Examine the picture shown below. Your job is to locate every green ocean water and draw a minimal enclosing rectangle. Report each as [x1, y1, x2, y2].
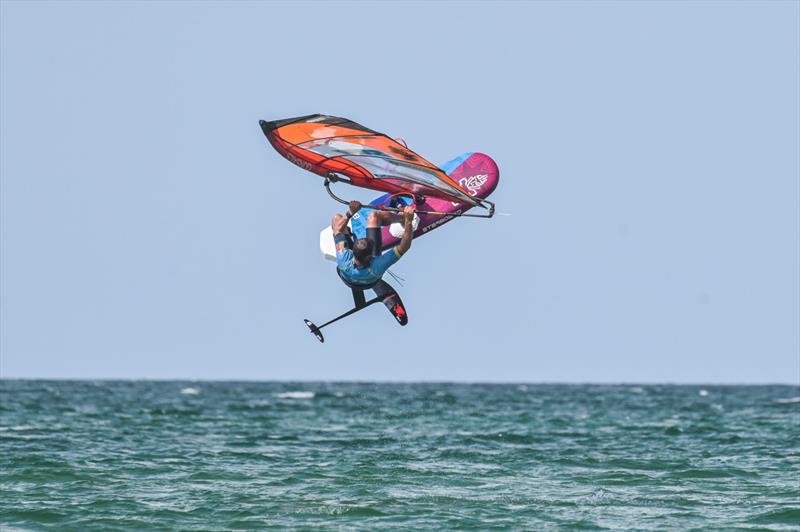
[1, 381, 798, 530]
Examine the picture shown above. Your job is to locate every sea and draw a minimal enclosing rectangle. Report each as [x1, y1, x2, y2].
[1, 381, 798, 530]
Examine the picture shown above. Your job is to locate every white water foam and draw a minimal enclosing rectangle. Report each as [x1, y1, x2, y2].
[774, 397, 800, 404]
[276, 391, 315, 399]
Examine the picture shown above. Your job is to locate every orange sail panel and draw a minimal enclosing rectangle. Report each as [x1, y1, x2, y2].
[260, 114, 480, 206]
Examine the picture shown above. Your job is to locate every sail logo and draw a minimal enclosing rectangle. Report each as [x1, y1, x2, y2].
[421, 210, 461, 233]
[459, 174, 488, 196]
[287, 152, 313, 171]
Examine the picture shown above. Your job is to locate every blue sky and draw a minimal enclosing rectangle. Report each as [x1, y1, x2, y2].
[1, 1, 798, 383]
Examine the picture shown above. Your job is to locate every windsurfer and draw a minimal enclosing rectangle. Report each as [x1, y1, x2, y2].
[332, 201, 416, 287]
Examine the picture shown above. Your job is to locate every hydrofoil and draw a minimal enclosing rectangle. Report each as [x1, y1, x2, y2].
[304, 279, 407, 343]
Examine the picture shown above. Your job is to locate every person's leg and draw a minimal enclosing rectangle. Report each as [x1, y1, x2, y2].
[366, 213, 383, 257]
[366, 211, 402, 228]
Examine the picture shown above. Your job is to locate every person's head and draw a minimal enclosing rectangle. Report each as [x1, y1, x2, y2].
[353, 238, 374, 265]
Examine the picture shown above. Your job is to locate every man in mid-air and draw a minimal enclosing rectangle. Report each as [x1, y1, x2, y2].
[331, 201, 416, 287]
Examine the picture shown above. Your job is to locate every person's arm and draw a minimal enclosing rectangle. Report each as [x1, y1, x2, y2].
[347, 200, 362, 218]
[331, 201, 362, 235]
[370, 205, 416, 277]
[395, 205, 416, 256]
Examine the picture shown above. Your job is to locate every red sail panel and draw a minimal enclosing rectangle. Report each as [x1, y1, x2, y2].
[260, 114, 480, 206]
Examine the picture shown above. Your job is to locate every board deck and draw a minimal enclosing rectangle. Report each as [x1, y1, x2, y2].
[319, 152, 499, 260]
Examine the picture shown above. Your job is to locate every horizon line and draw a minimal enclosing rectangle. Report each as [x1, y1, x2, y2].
[1, 377, 797, 386]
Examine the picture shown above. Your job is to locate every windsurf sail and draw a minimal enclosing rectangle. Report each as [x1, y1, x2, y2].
[259, 114, 491, 212]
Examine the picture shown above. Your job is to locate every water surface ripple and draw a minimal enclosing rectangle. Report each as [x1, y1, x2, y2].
[1, 381, 798, 530]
